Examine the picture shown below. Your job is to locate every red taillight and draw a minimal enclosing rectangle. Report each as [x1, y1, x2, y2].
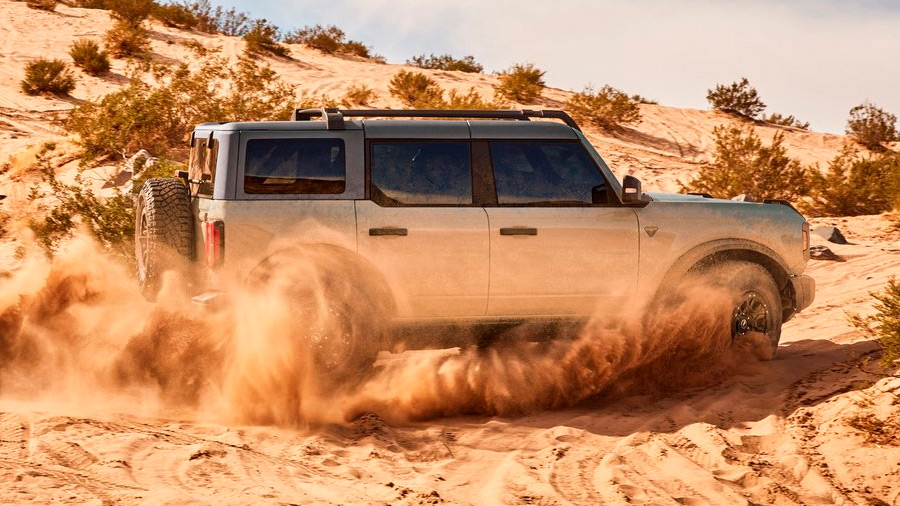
[205, 220, 224, 267]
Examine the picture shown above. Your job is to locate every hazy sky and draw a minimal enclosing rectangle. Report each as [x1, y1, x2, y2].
[211, 0, 900, 134]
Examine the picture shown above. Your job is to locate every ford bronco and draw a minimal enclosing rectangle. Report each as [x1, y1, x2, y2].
[135, 108, 815, 370]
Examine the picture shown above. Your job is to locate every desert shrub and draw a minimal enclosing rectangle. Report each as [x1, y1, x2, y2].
[20, 58, 76, 96]
[765, 113, 810, 130]
[493, 63, 545, 103]
[108, 0, 155, 25]
[849, 277, 900, 368]
[151, 2, 198, 28]
[243, 19, 289, 57]
[388, 70, 444, 108]
[407, 53, 483, 73]
[183, 0, 250, 35]
[631, 94, 658, 105]
[284, 24, 344, 53]
[706, 77, 766, 119]
[26, 0, 56, 11]
[64, 0, 110, 7]
[283, 24, 380, 61]
[565, 85, 641, 129]
[442, 88, 501, 110]
[104, 20, 151, 57]
[67, 55, 295, 160]
[179, 38, 211, 56]
[339, 40, 379, 60]
[846, 101, 898, 151]
[28, 145, 180, 254]
[69, 39, 111, 75]
[341, 84, 376, 107]
[805, 147, 900, 216]
[682, 125, 809, 201]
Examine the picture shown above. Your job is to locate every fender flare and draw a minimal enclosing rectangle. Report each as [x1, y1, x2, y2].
[655, 238, 799, 321]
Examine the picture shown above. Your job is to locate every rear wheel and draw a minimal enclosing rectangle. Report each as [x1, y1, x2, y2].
[135, 178, 193, 301]
[246, 245, 394, 381]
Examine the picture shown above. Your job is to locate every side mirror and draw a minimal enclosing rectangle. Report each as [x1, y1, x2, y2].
[622, 175, 643, 203]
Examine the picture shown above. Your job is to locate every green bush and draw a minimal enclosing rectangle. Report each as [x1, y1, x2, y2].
[284, 24, 343, 53]
[104, 20, 151, 58]
[27, 144, 180, 255]
[67, 54, 295, 160]
[26, 0, 56, 11]
[442, 88, 501, 110]
[846, 101, 898, 151]
[407, 53, 483, 73]
[706, 77, 766, 119]
[151, 2, 198, 29]
[69, 39, 111, 75]
[631, 94, 658, 105]
[283, 24, 380, 61]
[805, 148, 900, 216]
[850, 277, 900, 368]
[243, 19, 289, 57]
[565, 85, 641, 130]
[109, 0, 155, 25]
[340, 84, 376, 107]
[388, 70, 444, 108]
[493, 63, 545, 103]
[764, 113, 810, 130]
[682, 125, 809, 201]
[183, 0, 250, 35]
[20, 58, 76, 96]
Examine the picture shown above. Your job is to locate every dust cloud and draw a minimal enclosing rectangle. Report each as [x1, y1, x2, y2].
[0, 235, 755, 427]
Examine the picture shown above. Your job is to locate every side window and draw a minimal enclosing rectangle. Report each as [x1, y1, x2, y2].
[244, 138, 346, 194]
[370, 141, 472, 205]
[489, 141, 606, 205]
[189, 135, 218, 197]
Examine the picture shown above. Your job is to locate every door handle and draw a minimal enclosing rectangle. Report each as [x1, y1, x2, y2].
[369, 227, 408, 236]
[499, 227, 538, 236]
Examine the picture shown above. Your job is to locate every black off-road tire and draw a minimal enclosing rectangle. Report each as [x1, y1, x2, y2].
[135, 178, 193, 301]
[702, 261, 783, 360]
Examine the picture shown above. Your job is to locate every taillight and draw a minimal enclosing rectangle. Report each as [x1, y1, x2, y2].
[802, 222, 810, 251]
[205, 220, 224, 267]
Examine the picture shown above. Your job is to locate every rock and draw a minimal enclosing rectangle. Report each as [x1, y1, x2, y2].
[809, 244, 845, 262]
[125, 149, 157, 176]
[812, 226, 848, 244]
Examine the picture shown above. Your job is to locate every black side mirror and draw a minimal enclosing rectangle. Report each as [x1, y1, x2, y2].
[622, 175, 643, 203]
[591, 184, 609, 205]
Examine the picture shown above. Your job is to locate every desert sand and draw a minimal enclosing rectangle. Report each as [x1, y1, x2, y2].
[1, 2, 899, 505]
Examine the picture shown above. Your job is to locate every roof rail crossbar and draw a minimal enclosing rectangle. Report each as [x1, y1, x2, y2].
[292, 107, 345, 130]
[290, 108, 582, 132]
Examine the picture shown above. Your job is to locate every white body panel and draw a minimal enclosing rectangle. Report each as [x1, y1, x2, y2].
[354, 200, 489, 318]
[484, 207, 639, 316]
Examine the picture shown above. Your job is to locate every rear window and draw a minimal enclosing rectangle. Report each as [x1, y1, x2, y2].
[189, 135, 217, 197]
[370, 141, 472, 205]
[244, 138, 346, 194]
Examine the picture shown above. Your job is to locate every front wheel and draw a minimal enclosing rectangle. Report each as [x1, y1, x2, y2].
[701, 261, 783, 360]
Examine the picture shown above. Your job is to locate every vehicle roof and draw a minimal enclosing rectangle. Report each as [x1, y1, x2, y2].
[194, 119, 578, 139]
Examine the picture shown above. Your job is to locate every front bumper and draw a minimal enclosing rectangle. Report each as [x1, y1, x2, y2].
[790, 274, 816, 312]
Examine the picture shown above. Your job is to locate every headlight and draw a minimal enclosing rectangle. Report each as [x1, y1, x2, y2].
[802, 223, 809, 251]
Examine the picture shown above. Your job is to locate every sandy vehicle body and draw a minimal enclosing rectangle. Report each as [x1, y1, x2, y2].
[136, 109, 814, 361]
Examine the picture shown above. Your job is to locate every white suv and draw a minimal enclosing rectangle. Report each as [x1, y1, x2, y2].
[135, 109, 815, 370]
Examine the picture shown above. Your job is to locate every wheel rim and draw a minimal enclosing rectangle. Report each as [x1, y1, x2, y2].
[732, 291, 770, 339]
[305, 306, 356, 370]
[138, 213, 149, 278]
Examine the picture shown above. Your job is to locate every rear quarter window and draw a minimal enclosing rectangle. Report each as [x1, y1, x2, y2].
[244, 138, 346, 194]
[189, 135, 218, 197]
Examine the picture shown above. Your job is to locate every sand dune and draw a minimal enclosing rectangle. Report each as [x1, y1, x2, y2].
[1, 2, 899, 505]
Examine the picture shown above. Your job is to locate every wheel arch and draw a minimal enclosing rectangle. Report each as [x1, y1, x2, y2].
[656, 239, 799, 322]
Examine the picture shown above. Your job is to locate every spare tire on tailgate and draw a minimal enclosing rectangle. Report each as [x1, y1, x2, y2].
[135, 178, 193, 301]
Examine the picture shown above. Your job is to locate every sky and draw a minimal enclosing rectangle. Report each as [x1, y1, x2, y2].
[210, 0, 900, 134]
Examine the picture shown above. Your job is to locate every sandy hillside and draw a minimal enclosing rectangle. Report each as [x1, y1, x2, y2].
[1, 2, 899, 506]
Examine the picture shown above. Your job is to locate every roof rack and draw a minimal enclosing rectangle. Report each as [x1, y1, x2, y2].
[290, 108, 582, 132]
